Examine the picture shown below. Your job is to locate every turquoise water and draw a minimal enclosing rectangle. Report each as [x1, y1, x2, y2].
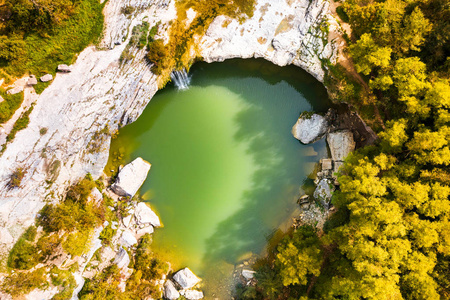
[108, 59, 330, 297]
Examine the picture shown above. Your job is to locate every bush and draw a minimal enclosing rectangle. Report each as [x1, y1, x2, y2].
[7, 237, 40, 270]
[146, 39, 169, 75]
[1, 268, 48, 296]
[7, 167, 25, 189]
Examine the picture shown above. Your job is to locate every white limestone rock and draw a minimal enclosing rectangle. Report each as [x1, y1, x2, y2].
[40, 74, 53, 82]
[114, 247, 130, 269]
[184, 290, 204, 300]
[173, 268, 201, 289]
[291, 114, 328, 144]
[134, 202, 161, 227]
[120, 230, 138, 247]
[57, 64, 71, 72]
[27, 76, 38, 86]
[111, 157, 151, 197]
[122, 214, 132, 227]
[0, 228, 14, 244]
[327, 130, 356, 161]
[136, 225, 154, 236]
[6, 86, 23, 95]
[313, 178, 334, 207]
[242, 269, 256, 280]
[163, 280, 180, 299]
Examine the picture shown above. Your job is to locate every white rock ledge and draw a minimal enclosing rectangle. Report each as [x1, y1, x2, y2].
[292, 113, 328, 144]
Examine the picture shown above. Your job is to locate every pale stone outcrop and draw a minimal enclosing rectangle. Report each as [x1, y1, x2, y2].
[27, 76, 37, 86]
[185, 290, 204, 300]
[164, 280, 180, 299]
[6, 86, 23, 95]
[0, 0, 341, 262]
[88, 187, 103, 204]
[40, 74, 53, 82]
[114, 247, 130, 269]
[111, 157, 151, 197]
[120, 230, 138, 247]
[327, 130, 356, 161]
[134, 202, 161, 227]
[136, 225, 154, 236]
[173, 268, 201, 289]
[291, 114, 328, 144]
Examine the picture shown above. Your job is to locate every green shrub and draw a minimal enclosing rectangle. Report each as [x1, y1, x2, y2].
[62, 230, 92, 257]
[7, 167, 25, 189]
[7, 237, 40, 270]
[1, 268, 48, 297]
[51, 266, 77, 300]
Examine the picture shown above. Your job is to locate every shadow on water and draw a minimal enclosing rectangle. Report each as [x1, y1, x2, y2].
[195, 59, 330, 296]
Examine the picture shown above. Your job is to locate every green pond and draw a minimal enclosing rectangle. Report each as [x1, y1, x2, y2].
[107, 59, 331, 298]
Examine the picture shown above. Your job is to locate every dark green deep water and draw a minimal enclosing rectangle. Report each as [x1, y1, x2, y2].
[108, 59, 331, 297]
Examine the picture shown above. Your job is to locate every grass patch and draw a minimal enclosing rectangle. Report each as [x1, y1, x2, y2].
[0, 0, 104, 79]
[0, 88, 24, 123]
[6, 104, 34, 143]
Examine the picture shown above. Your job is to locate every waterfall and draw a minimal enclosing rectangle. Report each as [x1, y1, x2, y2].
[170, 68, 191, 90]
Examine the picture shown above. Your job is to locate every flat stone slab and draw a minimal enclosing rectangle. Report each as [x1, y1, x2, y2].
[27, 76, 38, 85]
[291, 113, 328, 144]
[40, 74, 53, 82]
[164, 280, 180, 299]
[57, 64, 71, 72]
[173, 268, 201, 289]
[321, 158, 332, 170]
[327, 130, 356, 161]
[120, 230, 138, 247]
[134, 202, 161, 227]
[6, 86, 23, 95]
[111, 157, 151, 197]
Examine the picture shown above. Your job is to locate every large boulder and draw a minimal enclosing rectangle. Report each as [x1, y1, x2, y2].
[184, 290, 204, 300]
[27, 75, 37, 86]
[163, 280, 180, 299]
[111, 157, 151, 197]
[313, 178, 334, 207]
[173, 268, 201, 289]
[134, 202, 161, 227]
[291, 113, 328, 144]
[327, 131, 356, 161]
[6, 86, 23, 95]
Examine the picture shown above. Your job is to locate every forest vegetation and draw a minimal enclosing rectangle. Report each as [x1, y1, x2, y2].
[237, 0, 450, 298]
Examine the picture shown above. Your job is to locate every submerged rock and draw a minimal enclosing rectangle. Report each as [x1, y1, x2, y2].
[184, 290, 204, 300]
[40, 74, 53, 82]
[111, 157, 151, 197]
[173, 268, 201, 289]
[327, 130, 356, 161]
[291, 113, 328, 144]
[313, 178, 334, 207]
[134, 202, 161, 227]
[163, 280, 180, 299]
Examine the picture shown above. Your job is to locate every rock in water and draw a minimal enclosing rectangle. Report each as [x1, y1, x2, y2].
[185, 290, 204, 300]
[164, 280, 180, 300]
[40, 74, 53, 82]
[313, 178, 334, 207]
[57, 64, 71, 72]
[242, 269, 256, 280]
[111, 157, 151, 197]
[134, 202, 161, 227]
[291, 114, 328, 144]
[173, 268, 201, 289]
[327, 130, 356, 161]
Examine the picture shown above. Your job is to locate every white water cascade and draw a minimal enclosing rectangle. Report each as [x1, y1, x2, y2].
[170, 68, 191, 90]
